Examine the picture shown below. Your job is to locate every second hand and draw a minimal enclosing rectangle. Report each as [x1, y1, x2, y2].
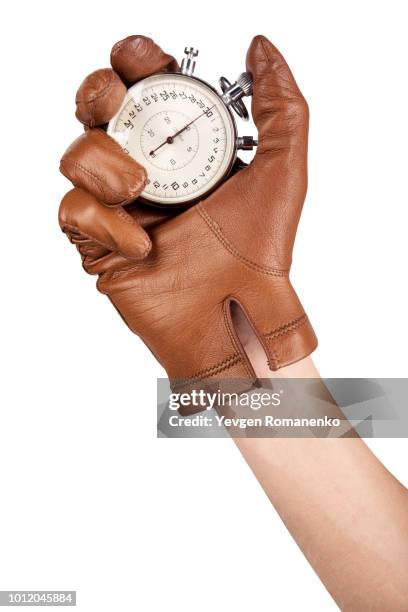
[149, 105, 215, 157]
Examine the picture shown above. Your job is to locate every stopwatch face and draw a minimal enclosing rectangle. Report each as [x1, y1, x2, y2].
[107, 73, 237, 206]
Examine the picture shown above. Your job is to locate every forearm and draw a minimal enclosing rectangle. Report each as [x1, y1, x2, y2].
[236, 424, 408, 609]
[233, 313, 408, 609]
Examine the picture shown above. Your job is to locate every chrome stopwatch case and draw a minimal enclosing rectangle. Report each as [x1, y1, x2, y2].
[107, 47, 257, 207]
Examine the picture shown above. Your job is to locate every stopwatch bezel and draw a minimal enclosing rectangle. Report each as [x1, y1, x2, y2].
[107, 72, 238, 208]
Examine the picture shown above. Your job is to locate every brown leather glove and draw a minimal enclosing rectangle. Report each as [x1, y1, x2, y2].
[59, 34, 317, 390]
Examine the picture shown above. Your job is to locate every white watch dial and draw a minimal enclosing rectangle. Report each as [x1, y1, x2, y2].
[107, 73, 236, 205]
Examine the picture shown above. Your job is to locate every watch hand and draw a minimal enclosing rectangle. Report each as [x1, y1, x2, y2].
[148, 135, 174, 157]
[170, 105, 215, 140]
[149, 105, 215, 157]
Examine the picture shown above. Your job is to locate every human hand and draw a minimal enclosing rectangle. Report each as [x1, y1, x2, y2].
[59, 35, 317, 388]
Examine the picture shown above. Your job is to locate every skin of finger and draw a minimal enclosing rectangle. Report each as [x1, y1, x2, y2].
[110, 35, 178, 83]
[59, 129, 147, 207]
[75, 68, 127, 128]
[59, 188, 151, 260]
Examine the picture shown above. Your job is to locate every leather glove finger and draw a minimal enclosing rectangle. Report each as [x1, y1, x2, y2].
[75, 69, 127, 128]
[246, 35, 308, 159]
[203, 35, 309, 270]
[59, 128, 152, 259]
[111, 35, 178, 84]
[59, 188, 151, 270]
[76, 36, 178, 128]
[60, 128, 147, 207]
[61, 37, 180, 261]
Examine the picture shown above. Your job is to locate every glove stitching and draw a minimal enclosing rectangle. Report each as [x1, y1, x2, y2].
[172, 354, 243, 388]
[60, 159, 107, 201]
[115, 207, 137, 225]
[197, 204, 289, 277]
[61, 222, 150, 260]
[89, 100, 96, 128]
[61, 223, 113, 251]
[264, 314, 307, 340]
[92, 128, 148, 185]
[60, 158, 140, 204]
[76, 70, 116, 104]
[92, 129, 148, 192]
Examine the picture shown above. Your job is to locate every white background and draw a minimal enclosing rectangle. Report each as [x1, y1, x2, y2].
[1, 0, 407, 610]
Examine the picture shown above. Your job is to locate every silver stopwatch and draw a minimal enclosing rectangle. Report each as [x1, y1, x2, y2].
[107, 47, 257, 207]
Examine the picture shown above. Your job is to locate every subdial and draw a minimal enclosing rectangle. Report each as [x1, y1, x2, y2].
[140, 110, 199, 171]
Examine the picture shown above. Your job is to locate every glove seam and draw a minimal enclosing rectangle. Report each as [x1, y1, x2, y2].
[263, 314, 307, 340]
[197, 204, 289, 277]
[61, 222, 150, 260]
[60, 158, 141, 205]
[61, 222, 113, 251]
[263, 315, 309, 370]
[76, 70, 117, 104]
[92, 128, 148, 197]
[171, 353, 243, 388]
